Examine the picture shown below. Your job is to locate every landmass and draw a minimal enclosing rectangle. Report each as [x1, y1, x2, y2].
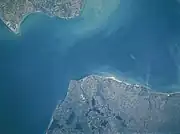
[46, 75, 180, 134]
[0, 0, 84, 34]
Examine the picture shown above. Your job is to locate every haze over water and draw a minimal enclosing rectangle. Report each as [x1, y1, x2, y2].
[1, 0, 180, 133]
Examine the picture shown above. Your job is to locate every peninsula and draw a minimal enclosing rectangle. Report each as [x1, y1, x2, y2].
[0, 0, 84, 34]
[46, 75, 180, 134]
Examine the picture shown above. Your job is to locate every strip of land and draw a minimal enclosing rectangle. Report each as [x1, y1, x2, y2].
[0, 0, 84, 34]
[46, 74, 180, 134]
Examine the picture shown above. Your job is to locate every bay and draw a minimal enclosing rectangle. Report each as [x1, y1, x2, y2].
[0, 0, 180, 133]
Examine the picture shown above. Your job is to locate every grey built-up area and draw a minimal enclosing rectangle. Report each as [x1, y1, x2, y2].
[46, 75, 180, 134]
[0, 0, 84, 34]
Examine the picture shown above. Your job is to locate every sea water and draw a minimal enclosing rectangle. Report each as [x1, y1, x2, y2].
[1, 0, 180, 133]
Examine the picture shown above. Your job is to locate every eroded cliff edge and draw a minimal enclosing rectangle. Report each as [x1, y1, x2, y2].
[0, 0, 84, 34]
[46, 75, 180, 134]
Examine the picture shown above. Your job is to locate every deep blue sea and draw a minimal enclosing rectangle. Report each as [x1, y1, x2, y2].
[1, 0, 180, 133]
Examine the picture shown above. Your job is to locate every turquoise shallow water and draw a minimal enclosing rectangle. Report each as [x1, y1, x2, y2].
[1, 0, 180, 133]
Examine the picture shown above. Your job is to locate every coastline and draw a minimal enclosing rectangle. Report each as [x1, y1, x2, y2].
[78, 74, 180, 97]
[0, 3, 85, 36]
[0, 11, 55, 35]
[46, 73, 180, 133]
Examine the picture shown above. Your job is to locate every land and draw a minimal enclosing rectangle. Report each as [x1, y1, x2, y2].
[0, 0, 84, 34]
[46, 75, 180, 134]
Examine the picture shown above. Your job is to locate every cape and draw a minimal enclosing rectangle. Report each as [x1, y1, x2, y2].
[46, 75, 180, 134]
